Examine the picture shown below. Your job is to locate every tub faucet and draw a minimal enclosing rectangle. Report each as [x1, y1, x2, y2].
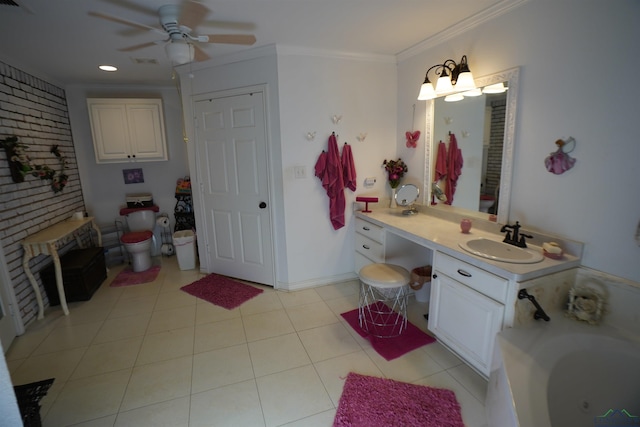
[518, 289, 550, 321]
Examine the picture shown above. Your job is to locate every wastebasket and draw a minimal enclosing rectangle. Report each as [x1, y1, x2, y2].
[173, 230, 197, 270]
[410, 265, 432, 303]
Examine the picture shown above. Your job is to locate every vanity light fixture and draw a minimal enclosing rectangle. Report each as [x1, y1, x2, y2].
[417, 55, 476, 101]
[444, 93, 464, 102]
[482, 82, 507, 94]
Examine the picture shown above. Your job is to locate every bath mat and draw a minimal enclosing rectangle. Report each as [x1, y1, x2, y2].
[341, 303, 435, 360]
[333, 372, 464, 427]
[180, 273, 263, 310]
[110, 265, 161, 287]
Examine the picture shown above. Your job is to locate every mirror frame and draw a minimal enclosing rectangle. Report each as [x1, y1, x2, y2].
[422, 66, 520, 224]
[395, 183, 420, 206]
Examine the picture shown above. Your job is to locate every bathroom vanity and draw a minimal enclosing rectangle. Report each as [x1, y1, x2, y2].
[354, 208, 582, 377]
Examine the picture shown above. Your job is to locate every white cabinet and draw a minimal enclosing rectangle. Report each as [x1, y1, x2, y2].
[354, 217, 385, 273]
[354, 216, 432, 275]
[428, 251, 507, 377]
[87, 98, 168, 163]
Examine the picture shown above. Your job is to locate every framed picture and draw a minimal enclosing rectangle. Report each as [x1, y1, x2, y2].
[123, 168, 144, 184]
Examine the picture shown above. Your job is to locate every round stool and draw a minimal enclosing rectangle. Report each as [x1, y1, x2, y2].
[358, 263, 410, 338]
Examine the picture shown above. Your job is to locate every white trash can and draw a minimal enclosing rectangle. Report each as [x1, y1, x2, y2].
[410, 265, 432, 303]
[173, 230, 197, 270]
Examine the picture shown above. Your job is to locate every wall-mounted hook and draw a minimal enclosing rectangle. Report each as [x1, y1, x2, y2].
[356, 132, 367, 142]
[331, 115, 342, 124]
[306, 131, 316, 141]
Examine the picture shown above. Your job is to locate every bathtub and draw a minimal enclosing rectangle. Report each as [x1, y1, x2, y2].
[486, 314, 640, 427]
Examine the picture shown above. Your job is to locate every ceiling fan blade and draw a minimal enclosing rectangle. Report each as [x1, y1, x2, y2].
[88, 11, 161, 33]
[204, 34, 257, 45]
[100, 0, 158, 17]
[201, 20, 257, 31]
[118, 40, 162, 52]
[180, 0, 210, 32]
[193, 44, 211, 62]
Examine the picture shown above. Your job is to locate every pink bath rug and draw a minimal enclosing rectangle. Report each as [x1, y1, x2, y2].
[110, 265, 161, 287]
[180, 273, 264, 310]
[333, 372, 464, 427]
[341, 303, 436, 360]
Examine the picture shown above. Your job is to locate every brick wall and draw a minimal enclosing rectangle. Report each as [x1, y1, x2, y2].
[0, 61, 85, 326]
[485, 97, 506, 197]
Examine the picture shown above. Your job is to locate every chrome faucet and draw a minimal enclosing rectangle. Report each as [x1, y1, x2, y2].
[500, 221, 533, 248]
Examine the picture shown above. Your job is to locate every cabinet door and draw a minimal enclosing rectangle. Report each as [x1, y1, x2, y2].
[126, 101, 167, 161]
[428, 271, 504, 377]
[88, 103, 131, 162]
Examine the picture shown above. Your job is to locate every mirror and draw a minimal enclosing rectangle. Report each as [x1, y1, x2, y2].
[395, 184, 420, 215]
[423, 67, 520, 224]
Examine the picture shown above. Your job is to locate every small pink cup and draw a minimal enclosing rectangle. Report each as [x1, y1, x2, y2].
[460, 219, 472, 233]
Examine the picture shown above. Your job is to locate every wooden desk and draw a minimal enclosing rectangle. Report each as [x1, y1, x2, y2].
[22, 217, 102, 319]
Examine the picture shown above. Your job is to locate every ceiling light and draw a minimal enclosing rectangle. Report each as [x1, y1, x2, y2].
[417, 55, 476, 100]
[99, 65, 117, 72]
[165, 41, 194, 65]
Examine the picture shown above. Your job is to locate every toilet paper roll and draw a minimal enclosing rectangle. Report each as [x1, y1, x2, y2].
[156, 216, 170, 228]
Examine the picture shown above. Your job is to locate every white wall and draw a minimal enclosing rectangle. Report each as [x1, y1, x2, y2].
[66, 85, 189, 232]
[175, 47, 288, 283]
[397, 0, 640, 283]
[177, 46, 398, 288]
[276, 49, 397, 286]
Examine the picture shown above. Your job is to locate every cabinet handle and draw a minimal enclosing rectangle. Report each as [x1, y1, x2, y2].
[457, 269, 472, 277]
[362, 226, 370, 231]
[362, 244, 370, 250]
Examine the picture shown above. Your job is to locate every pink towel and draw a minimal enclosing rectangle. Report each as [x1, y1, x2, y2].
[314, 133, 346, 230]
[341, 143, 357, 192]
[445, 133, 463, 205]
[434, 141, 447, 182]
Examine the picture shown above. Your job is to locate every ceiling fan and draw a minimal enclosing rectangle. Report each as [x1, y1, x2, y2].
[89, 0, 257, 65]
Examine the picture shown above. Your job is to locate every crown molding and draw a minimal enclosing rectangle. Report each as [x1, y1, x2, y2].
[397, 0, 529, 62]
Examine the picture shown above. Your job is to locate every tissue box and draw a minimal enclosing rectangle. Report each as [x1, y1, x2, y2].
[126, 193, 153, 208]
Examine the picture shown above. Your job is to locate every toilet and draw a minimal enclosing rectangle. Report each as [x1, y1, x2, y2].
[479, 194, 495, 213]
[119, 205, 159, 272]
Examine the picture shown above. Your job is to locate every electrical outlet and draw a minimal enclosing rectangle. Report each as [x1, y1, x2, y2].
[294, 166, 307, 179]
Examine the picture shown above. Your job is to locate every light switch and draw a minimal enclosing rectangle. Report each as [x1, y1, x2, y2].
[294, 166, 307, 179]
[364, 177, 376, 187]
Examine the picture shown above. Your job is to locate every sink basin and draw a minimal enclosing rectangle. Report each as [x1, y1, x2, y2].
[459, 238, 544, 264]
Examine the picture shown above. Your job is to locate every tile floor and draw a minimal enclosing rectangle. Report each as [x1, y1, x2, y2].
[6, 256, 488, 426]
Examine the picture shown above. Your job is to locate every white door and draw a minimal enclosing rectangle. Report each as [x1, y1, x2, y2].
[194, 90, 275, 286]
[0, 248, 18, 352]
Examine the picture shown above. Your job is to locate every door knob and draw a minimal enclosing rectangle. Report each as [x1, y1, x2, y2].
[259, 202, 267, 209]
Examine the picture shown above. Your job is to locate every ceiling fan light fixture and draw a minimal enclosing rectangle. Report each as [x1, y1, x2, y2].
[165, 41, 194, 65]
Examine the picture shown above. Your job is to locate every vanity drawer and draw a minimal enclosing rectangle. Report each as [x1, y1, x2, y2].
[355, 233, 384, 263]
[355, 218, 384, 244]
[434, 252, 508, 303]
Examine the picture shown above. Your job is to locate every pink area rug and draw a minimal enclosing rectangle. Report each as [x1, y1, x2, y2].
[180, 273, 264, 310]
[341, 303, 436, 361]
[333, 372, 464, 427]
[110, 265, 161, 287]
